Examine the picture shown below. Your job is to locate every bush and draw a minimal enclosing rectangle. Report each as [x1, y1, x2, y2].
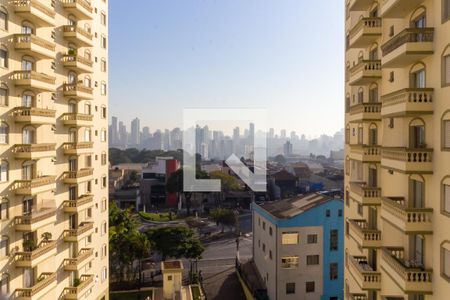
[139, 211, 181, 222]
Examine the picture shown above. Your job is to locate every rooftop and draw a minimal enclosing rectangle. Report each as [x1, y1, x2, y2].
[256, 193, 340, 219]
[161, 260, 183, 271]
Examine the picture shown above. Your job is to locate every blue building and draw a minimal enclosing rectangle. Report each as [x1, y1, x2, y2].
[252, 193, 344, 300]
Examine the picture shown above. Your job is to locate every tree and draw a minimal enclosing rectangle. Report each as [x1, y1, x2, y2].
[166, 168, 209, 215]
[274, 154, 286, 164]
[209, 171, 241, 205]
[210, 208, 237, 233]
[145, 226, 204, 260]
[109, 202, 151, 284]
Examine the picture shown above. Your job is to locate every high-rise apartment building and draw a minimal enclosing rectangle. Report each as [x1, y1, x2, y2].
[0, 0, 109, 298]
[110, 115, 117, 145]
[345, 1, 450, 299]
[130, 117, 140, 146]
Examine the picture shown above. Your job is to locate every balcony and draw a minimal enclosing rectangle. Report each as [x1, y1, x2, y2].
[14, 272, 57, 300]
[381, 148, 433, 174]
[14, 208, 56, 231]
[62, 83, 94, 100]
[350, 182, 381, 205]
[62, 142, 94, 155]
[61, 113, 93, 127]
[61, 54, 93, 73]
[381, 88, 434, 118]
[381, 247, 432, 293]
[10, 0, 55, 26]
[381, 28, 434, 67]
[60, 0, 93, 20]
[12, 143, 56, 160]
[63, 194, 94, 213]
[62, 275, 94, 300]
[348, 103, 381, 123]
[62, 25, 93, 46]
[380, 0, 426, 17]
[63, 169, 93, 184]
[349, 60, 382, 86]
[348, 255, 381, 290]
[348, 219, 382, 248]
[10, 71, 56, 92]
[12, 34, 55, 59]
[350, 294, 367, 300]
[348, 0, 373, 11]
[13, 107, 56, 125]
[350, 145, 381, 162]
[13, 176, 56, 195]
[63, 249, 94, 271]
[348, 18, 382, 49]
[63, 222, 94, 242]
[381, 197, 433, 234]
[15, 240, 57, 268]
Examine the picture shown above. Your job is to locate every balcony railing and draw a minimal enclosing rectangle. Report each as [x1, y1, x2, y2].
[382, 197, 433, 233]
[62, 83, 94, 98]
[61, 0, 93, 13]
[350, 294, 367, 300]
[350, 182, 381, 205]
[14, 272, 56, 298]
[10, 70, 56, 85]
[381, 147, 433, 173]
[381, 88, 433, 117]
[15, 207, 56, 226]
[63, 222, 94, 241]
[382, 247, 432, 292]
[349, 17, 382, 48]
[13, 176, 56, 194]
[13, 33, 55, 53]
[382, 28, 434, 57]
[348, 219, 381, 248]
[13, 143, 56, 154]
[64, 168, 93, 179]
[350, 145, 381, 162]
[61, 54, 93, 72]
[62, 113, 93, 122]
[348, 255, 381, 290]
[13, 107, 56, 118]
[10, 0, 55, 25]
[15, 240, 57, 265]
[62, 274, 94, 299]
[63, 25, 93, 45]
[63, 248, 94, 270]
[349, 60, 382, 86]
[63, 194, 94, 212]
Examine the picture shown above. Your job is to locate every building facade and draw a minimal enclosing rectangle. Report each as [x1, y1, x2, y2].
[252, 193, 344, 300]
[0, 0, 109, 298]
[345, 0, 450, 299]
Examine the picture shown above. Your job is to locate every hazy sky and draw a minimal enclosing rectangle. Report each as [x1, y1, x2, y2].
[109, 0, 345, 136]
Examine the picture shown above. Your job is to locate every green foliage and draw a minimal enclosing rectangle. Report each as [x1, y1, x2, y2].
[273, 154, 286, 164]
[210, 208, 236, 232]
[139, 211, 180, 222]
[145, 226, 204, 260]
[209, 171, 241, 192]
[109, 148, 184, 165]
[73, 278, 81, 287]
[109, 202, 151, 283]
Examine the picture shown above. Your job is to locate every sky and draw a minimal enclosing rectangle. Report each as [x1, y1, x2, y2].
[109, 0, 345, 137]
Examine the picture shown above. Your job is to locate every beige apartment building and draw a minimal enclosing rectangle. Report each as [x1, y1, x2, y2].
[0, 0, 109, 299]
[345, 0, 450, 299]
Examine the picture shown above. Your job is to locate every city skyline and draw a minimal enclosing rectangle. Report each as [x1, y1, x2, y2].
[109, 0, 345, 137]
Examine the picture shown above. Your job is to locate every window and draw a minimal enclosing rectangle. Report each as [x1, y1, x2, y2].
[444, 0, 450, 22]
[305, 281, 315, 293]
[86, 207, 92, 219]
[101, 82, 107, 95]
[102, 176, 107, 188]
[101, 221, 107, 236]
[0, 160, 7, 182]
[330, 230, 338, 251]
[86, 155, 92, 168]
[269, 250, 272, 260]
[307, 234, 317, 244]
[0, 48, 7, 68]
[269, 226, 273, 236]
[101, 244, 107, 258]
[262, 243, 265, 252]
[101, 106, 106, 118]
[281, 256, 299, 269]
[101, 35, 107, 48]
[338, 209, 343, 217]
[101, 152, 107, 165]
[86, 180, 92, 193]
[0, 86, 7, 106]
[262, 221, 266, 230]
[443, 244, 450, 279]
[307, 255, 319, 265]
[444, 184, 450, 214]
[282, 232, 298, 245]
[101, 58, 107, 72]
[357, 203, 363, 216]
[444, 54, 450, 85]
[326, 209, 330, 217]
[101, 12, 107, 25]
[0, 273, 9, 295]
[330, 263, 338, 280]
[0, 235, 8, 256]
[0, 9, 7, 31]
[286, 283, 295, 294]
[0, 122, 8, 144]
[101, 129, 106, 142]
[101, 197, 107, 211]
[0, 201, 7, 220]
[101, 267, 107, 282]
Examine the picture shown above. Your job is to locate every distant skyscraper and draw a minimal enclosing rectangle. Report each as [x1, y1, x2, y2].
[233, 127, 240, 140]
[111, 116, 118, 145]
[290, 131, 297, 141]
[119, 121, 128, 147]
[130, 118, 141, 146]
[280, 129, 287, 139]
[163, 129, 170, 150]
[283, 140, 293, 157]
[268, 128, 275, 139]
[142, 126, 151, 141]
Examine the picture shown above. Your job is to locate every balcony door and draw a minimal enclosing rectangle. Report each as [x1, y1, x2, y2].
[21, 24, 33, 34]
[22, 161, 34, 180]
[68, 72, 77, 84]
[22, 127, 35, 144]
[69, 128, 77, 143]
[69, 214, 77, 230]
[412, 15, 426, 42]
[68, 101, 77, 113]
[411, 180, 424, 208]
[21, 58, 33, 71]
[22, 198, 33, 216]
[69, 158, 77, 172]
[69, 186, 77, 201]
[412, 235, 424, 267]
[22, 93, 34, 107]
[357, 127, 363, 145]
[412, 69, 426, 88]
[368, 207, 377, 230]
[23, 268, 35, 288]
[368, 167, 377, 187]
[410, 125, 426, 148]
[369, 127, 377, 145]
